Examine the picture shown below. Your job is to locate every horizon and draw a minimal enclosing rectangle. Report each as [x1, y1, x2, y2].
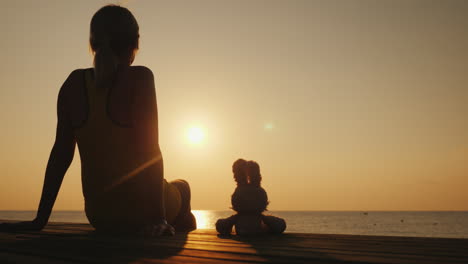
[1, 0, 467, 212]
[2, 209, 468, 212]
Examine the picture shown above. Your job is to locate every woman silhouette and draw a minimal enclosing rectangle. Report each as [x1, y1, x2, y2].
[0, 5, 196, 236]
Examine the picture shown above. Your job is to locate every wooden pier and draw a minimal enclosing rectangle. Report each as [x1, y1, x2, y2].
[1, 220, 467, 263]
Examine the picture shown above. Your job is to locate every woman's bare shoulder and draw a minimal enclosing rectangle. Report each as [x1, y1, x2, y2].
[59, 68, 87, 95]
[57, 69, 89, 127]
[130, 65, 153, 73]
[129, 65, 155, 80]
[68, 68, 90, 79]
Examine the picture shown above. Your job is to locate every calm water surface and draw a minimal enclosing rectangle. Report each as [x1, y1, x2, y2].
[1, 210, 467, 238]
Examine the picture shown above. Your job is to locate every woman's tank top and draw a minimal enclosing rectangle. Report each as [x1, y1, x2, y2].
[74, 69, 162, 228]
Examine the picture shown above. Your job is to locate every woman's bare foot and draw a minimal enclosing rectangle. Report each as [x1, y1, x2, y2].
[139, 222, 175, 237]
[173, 211, 196, 232]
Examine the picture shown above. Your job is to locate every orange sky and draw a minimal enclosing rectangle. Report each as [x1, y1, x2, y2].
[0, 0, 467, 211]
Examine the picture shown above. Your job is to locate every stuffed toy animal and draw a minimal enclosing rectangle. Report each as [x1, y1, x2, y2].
[216, 159, 286, 235]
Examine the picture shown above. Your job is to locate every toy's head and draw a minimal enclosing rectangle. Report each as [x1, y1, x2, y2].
[231, 185, 268, 213]
[231, 159, 268, 213]
[246, 161, 262, 187]
[232, 159, 248, 186]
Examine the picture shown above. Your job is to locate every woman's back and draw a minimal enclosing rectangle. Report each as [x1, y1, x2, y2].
[60, 65, 164, 230]
[81, 68, 155, 192]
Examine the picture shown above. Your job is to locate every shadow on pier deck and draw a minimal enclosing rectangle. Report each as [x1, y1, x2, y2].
[1, 220, 467, 263]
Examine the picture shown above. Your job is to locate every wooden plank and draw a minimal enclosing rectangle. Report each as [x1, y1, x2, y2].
[2, 234, 466, 264]
[39, 225, 468, 253]
[1, 220, 468, 264]
[0, 252, 80, 264]
[13, 227, 468, 259]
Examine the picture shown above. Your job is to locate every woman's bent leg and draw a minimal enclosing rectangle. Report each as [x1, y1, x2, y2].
[170, 179, 196, 232]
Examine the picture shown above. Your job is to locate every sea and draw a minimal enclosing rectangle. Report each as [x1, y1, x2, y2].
[1, 210, 467, 239]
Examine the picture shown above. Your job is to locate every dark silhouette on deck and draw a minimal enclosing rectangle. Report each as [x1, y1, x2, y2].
[216, 159, 286, 235]
[0, 4, 195, 236]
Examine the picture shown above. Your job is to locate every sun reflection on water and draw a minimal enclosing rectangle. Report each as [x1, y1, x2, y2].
[192, 210, 233, 229]
[192, 210, 211, 229]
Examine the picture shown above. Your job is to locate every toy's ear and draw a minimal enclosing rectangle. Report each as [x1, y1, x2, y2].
[234, 173, 248, 186]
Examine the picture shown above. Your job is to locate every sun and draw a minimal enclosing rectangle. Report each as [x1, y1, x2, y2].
[186, 126, 205, 145]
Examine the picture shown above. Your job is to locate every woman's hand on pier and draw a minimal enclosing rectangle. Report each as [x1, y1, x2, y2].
[0, 218, 46, 232]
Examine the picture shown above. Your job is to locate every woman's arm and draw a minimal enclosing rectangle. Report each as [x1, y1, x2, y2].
[35, 72, 77, 228]
[34, 92, 76, 228]
[0, 73, 76, 231]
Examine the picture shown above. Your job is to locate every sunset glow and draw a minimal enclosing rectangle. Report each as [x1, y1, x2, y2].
[186, 126, 205, 145]
[0, 1, 467, 212]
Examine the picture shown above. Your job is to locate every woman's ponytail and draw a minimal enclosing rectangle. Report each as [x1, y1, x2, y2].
[93, 37, 118, 88]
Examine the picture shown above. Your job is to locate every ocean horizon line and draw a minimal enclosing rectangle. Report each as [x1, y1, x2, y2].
[1, 209, 467, 212]
[2, 211, 467, 237]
